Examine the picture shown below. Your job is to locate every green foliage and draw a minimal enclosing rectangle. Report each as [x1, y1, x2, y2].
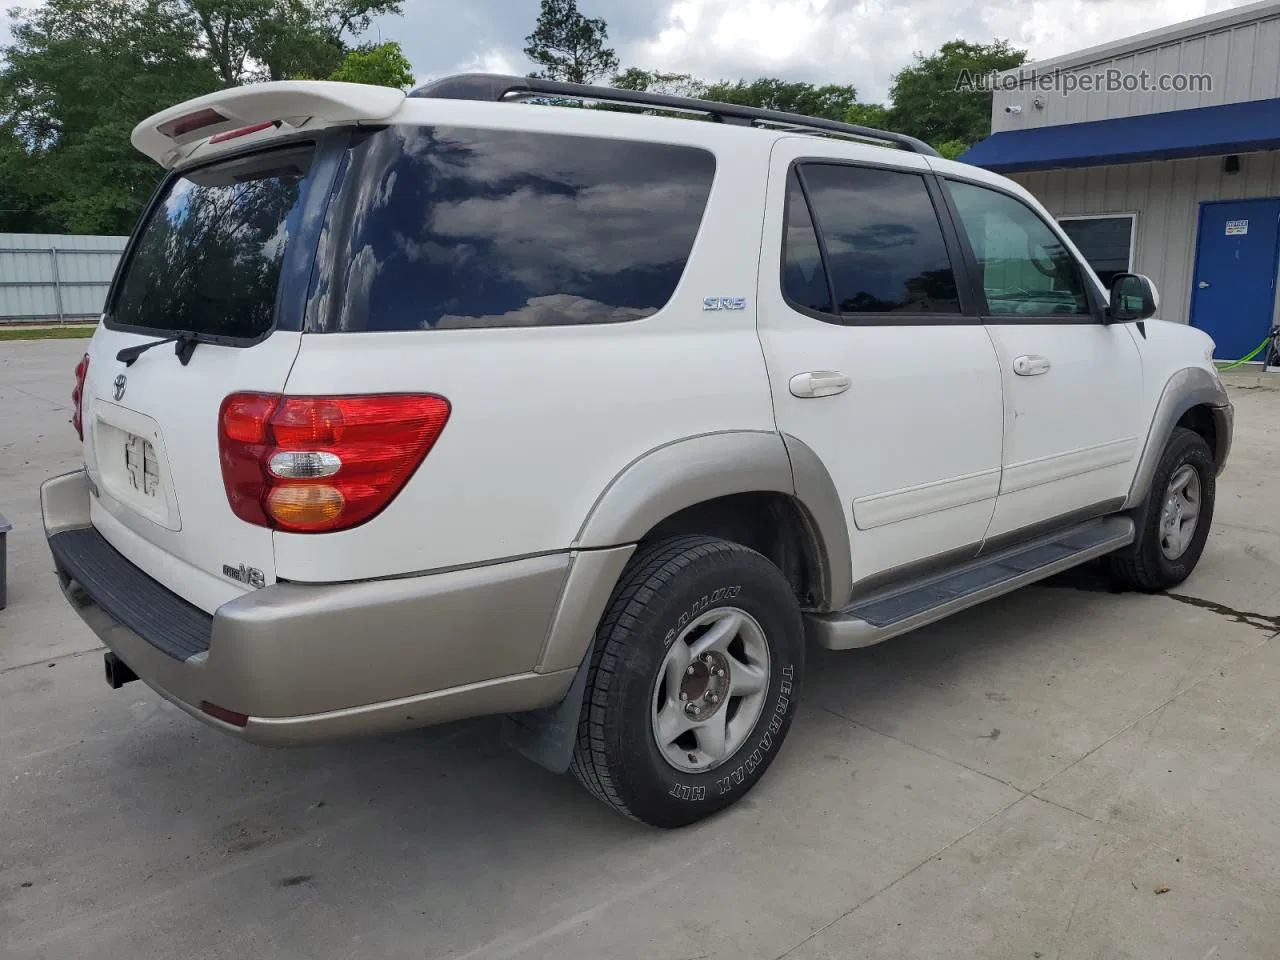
[932, 138, 970, 160]
[611, 67, 706, 99]
[887, 39, 1027, 148]
[524, 0, 619, 84]
[843, 101, 890, 129]
[188, 0, 402, 84]
[328, 41, 414, 87]
[0, 125, 54, 232]
[0, 0, 220, 234]
[701, 78, 858, 122]
[0, 0, 404, 234]
[0, 324, 96, 339]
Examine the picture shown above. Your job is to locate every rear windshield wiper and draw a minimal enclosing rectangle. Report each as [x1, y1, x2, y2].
[116, 331, 220, 367]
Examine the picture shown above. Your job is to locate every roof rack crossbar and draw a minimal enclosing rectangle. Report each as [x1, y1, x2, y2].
[409, 73, 940, 157]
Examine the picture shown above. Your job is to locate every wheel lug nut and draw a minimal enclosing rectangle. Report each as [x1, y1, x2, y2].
[708, 693, 719, 704]
[716, 668, 725, 677]
[679, 692, 688, 701]
[684, 703, 698, 717]
[686, 666, 695, 675]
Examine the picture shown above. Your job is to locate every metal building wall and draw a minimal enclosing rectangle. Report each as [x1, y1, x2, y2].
[1011, 149, 1280, 326]
[0, 233, 127, 324]
[991, 3, 1280, 133]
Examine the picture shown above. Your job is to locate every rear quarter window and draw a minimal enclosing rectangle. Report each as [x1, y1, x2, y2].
[311, 126, 717, 331]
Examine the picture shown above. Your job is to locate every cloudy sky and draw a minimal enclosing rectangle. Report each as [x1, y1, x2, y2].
[386, 0, 1254, 101]
[0, 0, 1259, 102]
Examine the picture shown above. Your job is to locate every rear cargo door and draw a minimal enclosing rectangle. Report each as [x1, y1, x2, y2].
[80, 142, 329, 614]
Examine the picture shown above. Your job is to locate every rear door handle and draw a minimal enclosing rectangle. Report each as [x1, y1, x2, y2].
[789, 370, 851, 398]
[1013, 355, 1051, 377]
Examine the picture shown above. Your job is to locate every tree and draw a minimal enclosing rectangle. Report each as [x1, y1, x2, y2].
[611, 68, 706, 99]
[0, 126, 55, 232]
[187, 0, 403, 85]
[933, 139, 969, 160]
[887, 39, 1027, 148]
[524, 0, 618, 84]
[0, 0, 220, 234]
[843, 101, 890, 129]
[328, 41, 414, 87]
[0, 0, 411, 234]
[701, 78, 859, 122]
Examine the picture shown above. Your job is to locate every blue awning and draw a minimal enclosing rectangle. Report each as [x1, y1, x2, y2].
[958, 96, 1280, 173]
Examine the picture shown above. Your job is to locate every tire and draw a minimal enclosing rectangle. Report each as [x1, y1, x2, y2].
[1107, 427, 1215, 592]
[569, 535, 805, 828]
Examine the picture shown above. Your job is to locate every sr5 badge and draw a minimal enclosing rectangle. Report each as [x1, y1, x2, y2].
[703, 296, 748, 311]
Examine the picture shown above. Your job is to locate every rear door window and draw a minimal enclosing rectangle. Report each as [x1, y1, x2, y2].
[312, 126, 716, 331]
[798, 163, 961, 317]
[782, 168, 834, 314]
[108, 146, 314, 339]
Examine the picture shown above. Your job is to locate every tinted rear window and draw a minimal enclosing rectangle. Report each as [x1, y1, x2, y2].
[782, 169, 833, 314]
[312, 126, 716, 332]
[109, 146, 313, 339]
[800, 163, 960, 315]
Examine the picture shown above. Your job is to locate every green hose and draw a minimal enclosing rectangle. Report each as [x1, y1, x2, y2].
[1215, 335, 1273, 371]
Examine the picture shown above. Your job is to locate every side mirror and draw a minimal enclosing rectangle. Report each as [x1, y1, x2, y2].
[1107, 273, 1159, 323]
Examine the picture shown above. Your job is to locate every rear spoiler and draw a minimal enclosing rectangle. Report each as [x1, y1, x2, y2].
[131, 81, 406, 169]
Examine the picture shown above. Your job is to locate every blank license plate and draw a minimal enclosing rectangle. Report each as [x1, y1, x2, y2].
[124, 434, 160, 497]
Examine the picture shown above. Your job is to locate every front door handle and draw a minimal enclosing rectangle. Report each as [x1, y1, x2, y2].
[1013, 355, 1051, 377]
[1198, 280, 1211, 289]
[789, 370, 851, 398]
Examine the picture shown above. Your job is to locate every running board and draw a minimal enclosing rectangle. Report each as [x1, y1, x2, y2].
[806, 516, 1135, 650]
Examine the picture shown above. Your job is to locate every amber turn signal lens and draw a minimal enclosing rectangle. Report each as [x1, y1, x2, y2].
[265, 484, 345, 529]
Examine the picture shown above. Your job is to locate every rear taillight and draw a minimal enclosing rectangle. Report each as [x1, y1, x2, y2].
[217, 393, 451, 534]
[71, 353, 89, 440]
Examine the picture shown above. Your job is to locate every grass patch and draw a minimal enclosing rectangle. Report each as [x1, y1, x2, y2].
[0, 325, 96, 341]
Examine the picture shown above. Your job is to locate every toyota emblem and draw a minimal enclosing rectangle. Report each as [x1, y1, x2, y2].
[113, 374, 127, 402]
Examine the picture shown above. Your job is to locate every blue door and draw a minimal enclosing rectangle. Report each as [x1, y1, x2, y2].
[1190, 198, 1280, 361]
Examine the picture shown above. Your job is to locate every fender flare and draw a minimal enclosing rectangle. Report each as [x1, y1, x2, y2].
[573, 430, 794, 547]
[504, 431, 853, 775]
[573, 430, 851, 610]
[1123, 367, 1231, 510]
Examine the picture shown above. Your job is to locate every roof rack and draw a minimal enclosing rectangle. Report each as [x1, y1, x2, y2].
[409, 73, 940, 157]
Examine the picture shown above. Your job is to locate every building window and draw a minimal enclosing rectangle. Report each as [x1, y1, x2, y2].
[1058, 215, 1136, 288]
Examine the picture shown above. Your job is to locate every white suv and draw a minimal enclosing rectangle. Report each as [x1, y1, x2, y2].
[42, 74, 1233, 828]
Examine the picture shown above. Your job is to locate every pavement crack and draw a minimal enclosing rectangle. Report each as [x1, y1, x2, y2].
[1164, 593, 1280, 632]
[0, 645, 103, 676]
[773, 794, 1027, 960]
[815, 704, 1023, 793]
[1052, 826, 1109, 960]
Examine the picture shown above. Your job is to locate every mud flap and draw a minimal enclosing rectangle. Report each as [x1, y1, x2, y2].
[500, 641, 594, 774]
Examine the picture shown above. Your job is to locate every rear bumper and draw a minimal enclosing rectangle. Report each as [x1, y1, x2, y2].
[41, 470, 585, 746]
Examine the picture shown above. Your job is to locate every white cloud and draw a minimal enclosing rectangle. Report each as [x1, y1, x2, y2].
[430, 46, 519, 86]
[623, 0, 1256, 102]
[0, 0, 1261, 106]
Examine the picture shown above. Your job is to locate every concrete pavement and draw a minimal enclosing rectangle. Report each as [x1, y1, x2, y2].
[2, 338, 1278, 960]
